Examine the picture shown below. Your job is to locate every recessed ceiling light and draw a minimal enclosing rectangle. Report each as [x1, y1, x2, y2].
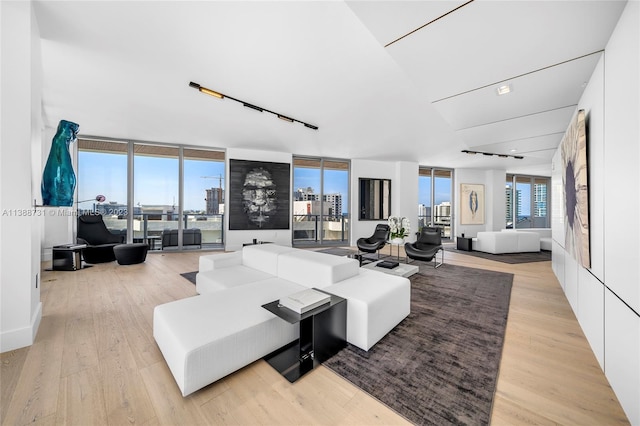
[496, 84, 512, 95]
[510, 149, 517, 153]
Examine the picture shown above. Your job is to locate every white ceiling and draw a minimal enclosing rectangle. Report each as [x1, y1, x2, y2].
[33, 0, 627, 176]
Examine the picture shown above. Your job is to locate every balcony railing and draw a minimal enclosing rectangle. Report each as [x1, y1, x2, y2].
[417, 214, 451, 238]
[293, 214, 349, 244]
[101, 213, 224, 250]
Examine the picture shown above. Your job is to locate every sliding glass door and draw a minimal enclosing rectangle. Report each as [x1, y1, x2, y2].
[418, 167, 453, 238]
[292, 157, 349, 246]
[506, 174, 550, 229]
[77, 139, 128, 236]
[134, 144, 180, 244]
[183, 148, 225, 244]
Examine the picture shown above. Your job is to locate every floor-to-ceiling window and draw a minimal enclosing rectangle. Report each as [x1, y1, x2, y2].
[292, 157, 349, 246]
[77, 139, 128, 237]
[184, 148, 225, 245]
[418, 167, 453, 238]
[134, 144, 180, 245]
[506, 174, 550, 229]
[78, 139, 225, 250]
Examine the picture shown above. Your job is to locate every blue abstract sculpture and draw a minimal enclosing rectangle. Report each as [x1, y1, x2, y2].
[41, 119, 79, 206]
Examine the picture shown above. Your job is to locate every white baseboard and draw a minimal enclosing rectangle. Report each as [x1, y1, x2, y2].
[0, 302, 42, 353]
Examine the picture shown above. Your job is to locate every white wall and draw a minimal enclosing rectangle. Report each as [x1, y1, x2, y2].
[455, 168, 506, 236]
[551, 2, 640, 423]
[395, 161, 419, 241]
[350, 159, 397, 244]
[0, 1, 43, 352]
[224, 148, 293, 251]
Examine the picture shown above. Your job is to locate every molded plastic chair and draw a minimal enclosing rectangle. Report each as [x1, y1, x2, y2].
[356, 224, 390, 258]
[77, 214, 124, 263]
[404, 227, 444, 268]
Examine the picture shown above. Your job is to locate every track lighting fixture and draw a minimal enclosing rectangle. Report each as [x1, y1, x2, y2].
[462, 149, 524, 159]
[189, 81, 318, 130]
[243, 103, 263, 112]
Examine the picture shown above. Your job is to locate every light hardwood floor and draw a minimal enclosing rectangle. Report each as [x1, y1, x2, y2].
[1, 248, 630, 425]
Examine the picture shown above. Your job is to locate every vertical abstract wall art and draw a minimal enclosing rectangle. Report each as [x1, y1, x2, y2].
[228, 159, 290, 230]
[460, 183, 484, 225]
[41, 119, 79, 206]
[561, 109, 590, 268]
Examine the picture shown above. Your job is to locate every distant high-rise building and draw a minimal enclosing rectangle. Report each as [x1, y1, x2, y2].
[295, 188, 342, 218]
[417, 204, 430, 228]
[505, 186, 513, 223]
[515, 190, 523, 217]
[434, 201, 451, 224]
[205, 187, 224, 214]
[534, 183, 547, 217]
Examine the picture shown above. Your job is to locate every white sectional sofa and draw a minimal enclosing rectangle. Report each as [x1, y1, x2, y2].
[504, 228, 552, 250]
[472, 230, 540, 254]
[154, 244, 411, 396]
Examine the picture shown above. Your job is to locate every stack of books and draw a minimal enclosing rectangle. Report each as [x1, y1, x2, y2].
[279, 288, 331, 314]
[376, 260, 399, 269]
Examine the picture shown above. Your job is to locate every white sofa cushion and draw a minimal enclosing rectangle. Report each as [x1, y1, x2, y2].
[242, 244, 296, 275]
[199, 251, 242, 272]
[516, 232, 540, 252]
[501, 228, 551, 251]
[474, 231, 540, 254]
[540, 238, 552, 251]
[196, 267, 273, 294]
[153, 278, 304, 396]
[325, 269, 410, 351]
[277, 249, 360, 289]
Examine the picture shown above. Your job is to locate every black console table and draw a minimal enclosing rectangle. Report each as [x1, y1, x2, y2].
[457, 236, 473, 251]
[262, 290, 346, 382]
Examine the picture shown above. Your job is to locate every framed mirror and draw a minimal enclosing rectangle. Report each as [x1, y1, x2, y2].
[359, 178, 391, 220]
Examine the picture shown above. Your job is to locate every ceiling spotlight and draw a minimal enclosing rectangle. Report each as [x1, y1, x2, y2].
[189, 81, 318, 130]
[189, 81, 224, 99]
[482, 152, 494, 156]
[498, 154, 509, 158]
[462, 150, 476, 155]
[496, 84, 512, 95]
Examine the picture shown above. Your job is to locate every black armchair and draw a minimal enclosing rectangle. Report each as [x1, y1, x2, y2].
[404, 227, 444, 268]
[356, 224, 390, 258]
[77, 214, 124, 263]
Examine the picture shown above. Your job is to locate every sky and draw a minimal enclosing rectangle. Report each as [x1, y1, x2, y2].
[78, 152, 224, 211]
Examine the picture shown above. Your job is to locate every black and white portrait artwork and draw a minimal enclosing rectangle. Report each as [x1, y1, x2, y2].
[229, 159, 290, 230]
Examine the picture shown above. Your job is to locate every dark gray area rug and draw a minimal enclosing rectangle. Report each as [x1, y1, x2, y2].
[179, 256, 513, 424]
[444, 244, 551, 264]
[323, 263, 514, 426]
[180, 271, 197, 284]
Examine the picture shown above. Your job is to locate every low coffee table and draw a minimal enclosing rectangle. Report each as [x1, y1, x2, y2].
[361, 259, 419, 277]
